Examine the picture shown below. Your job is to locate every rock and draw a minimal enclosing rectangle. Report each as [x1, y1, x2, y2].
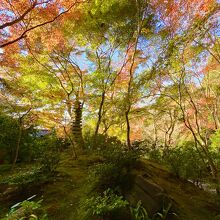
[0, 185, 21, 202]
[155, 192, 177, 207]
[127, 184, 160, 214]
[3, 186, 19, 195]
[126, 175, 178, 217]
[135, 175, 164, 197]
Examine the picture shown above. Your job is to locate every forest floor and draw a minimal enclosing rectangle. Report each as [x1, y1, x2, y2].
[0, 150, 100, 220]
[0, 150, 220, 220]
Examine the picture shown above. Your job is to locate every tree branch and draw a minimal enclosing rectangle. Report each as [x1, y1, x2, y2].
[0, 0, 86, 48]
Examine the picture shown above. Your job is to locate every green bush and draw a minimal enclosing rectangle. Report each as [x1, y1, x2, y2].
[84, 133, 123, 150]
[143, 140, 208, 183]
[0, 114, 18, 163]
[210, 129, 220, 170]
[88, 146, 140, 192]
[79, 188, 129, 220]
[5, 199, 48, 220]
[33, 133, 61, 173]
[130, 200, 150, 220]
[138, 141, 163, 163]
[147, 147, 163, 163]
[163, 147, 184, 177]
[164, 143, 207, 181]
[79, 140, 140, 219]
[0, 113, 30, 164]
[0, 113, 41, 164]
[0, 166, 42, 185]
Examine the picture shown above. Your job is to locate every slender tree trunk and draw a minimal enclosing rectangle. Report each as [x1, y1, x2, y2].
[124, 0, 144, 149]
[125, 108, 132, 149]
[11, 108, 31, 169]
[94, 91, 105, 139]
[178, 76, 219, 194]
[153, 118, 158, 148]
[102, 120, 111, 136]
[164, 131, 168, 151]
[11, 123, 22, 170]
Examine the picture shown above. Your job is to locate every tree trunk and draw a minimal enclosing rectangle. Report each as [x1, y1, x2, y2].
[125, 109, 132, 149]
[11, 124, 22, 170]
[178, 77, 219, 194]
[94, 91, 105, 139]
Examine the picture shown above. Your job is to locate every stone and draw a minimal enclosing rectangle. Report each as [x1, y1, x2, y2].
[126, 175, 179, 218]
[3, 187, 19, 195]
[135, 175, 164, 198]
[127, 184, 161, 215]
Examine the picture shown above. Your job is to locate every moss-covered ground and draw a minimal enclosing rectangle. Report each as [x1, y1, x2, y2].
[0, 150, 219, 220]
[135, 159, 220, 220]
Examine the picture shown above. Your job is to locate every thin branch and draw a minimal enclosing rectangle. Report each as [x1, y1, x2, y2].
[0, 0, 87, 48]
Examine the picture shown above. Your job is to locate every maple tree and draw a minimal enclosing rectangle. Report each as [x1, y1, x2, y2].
[0, 0, 86, 48]
[1, 0, 220, 197]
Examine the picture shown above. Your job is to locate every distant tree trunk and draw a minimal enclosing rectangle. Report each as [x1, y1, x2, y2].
[72, 99, 84, 149]
[124, 0, 144, 149]
[164, 132, 168, 150]
[125, 108, 132, 149]
[11, 108, 31, 170]
[177, 76, 220, 194]
[94, 91, 105, 140]
[102, 118, 111, 135]
[11, 121, 22, 170]
[153, 118, 158, 148]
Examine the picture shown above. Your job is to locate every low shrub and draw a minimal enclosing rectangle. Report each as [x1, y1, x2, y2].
[84, 133, 123, 151]
[78, 138, 140, 219]
[164, 143, 207, 181]
[4, 199, 48, 220]
[130, 200, 150, 220]
[33, 134, 61, 173]
[144, 141, 208, 183]
[0, 166, 42, 185]
[79, 188, 129, 220]
[88, 146, 140, 193]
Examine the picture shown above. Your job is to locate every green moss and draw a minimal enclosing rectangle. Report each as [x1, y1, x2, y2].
[136, 160, 218, 220]
[1, 150, 219, 220]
